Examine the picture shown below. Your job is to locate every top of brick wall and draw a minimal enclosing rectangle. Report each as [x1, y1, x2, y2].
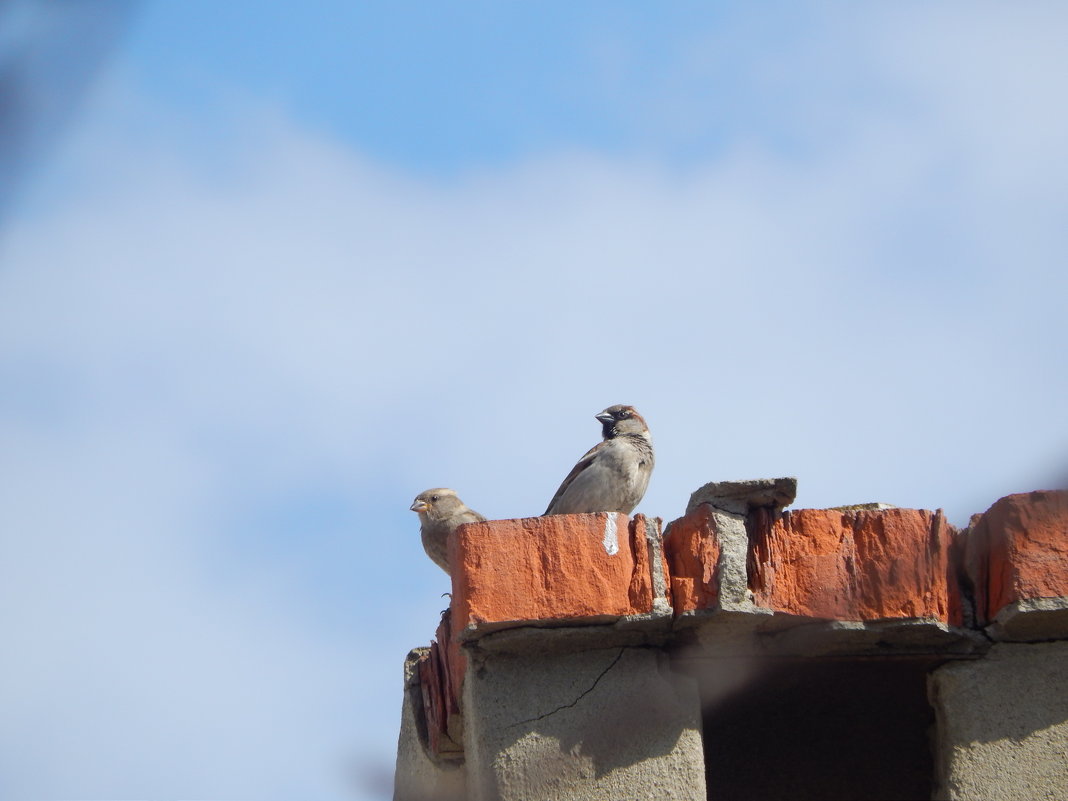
[445, 486, 1068, 646]
[412, 484, 1068, 760]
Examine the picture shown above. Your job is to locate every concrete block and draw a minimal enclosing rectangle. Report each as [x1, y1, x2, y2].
[988, 597, 1068, 641]
[757, 617, 984, 658]
[929, 641, 1068, 801]
[462, 646, 705, 801]
[685, 476, 798, 516]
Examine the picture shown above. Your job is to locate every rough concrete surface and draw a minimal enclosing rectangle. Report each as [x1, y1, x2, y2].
[468, 616, 672, 656]
[462, 646, 705, 801]
[930, 641, 1068, 801]
[685, 476, 798, 516]
[988, 596, 1068, 641]
[393, 649, 467, 801]
[760, 617, 985, 658]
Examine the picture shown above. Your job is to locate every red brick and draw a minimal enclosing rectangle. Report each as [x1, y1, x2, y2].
[417, 610, 466, 757]
[750, 508, 957, 623]
[449, 514, 660, 634]
[967, 490, 1068, 625]
[665, 504, 959, 623]
[663, 504, 722, 614]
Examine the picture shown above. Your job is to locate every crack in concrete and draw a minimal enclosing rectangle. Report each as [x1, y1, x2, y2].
[707, 501, 747, 517]
[509, 648, 626, 728]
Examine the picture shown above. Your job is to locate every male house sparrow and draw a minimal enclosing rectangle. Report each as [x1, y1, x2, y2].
[544, 405, 654, 516]
[410, 488, 486, 575]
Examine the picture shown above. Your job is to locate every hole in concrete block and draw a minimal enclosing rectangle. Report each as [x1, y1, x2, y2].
[700, 659, 936, 801]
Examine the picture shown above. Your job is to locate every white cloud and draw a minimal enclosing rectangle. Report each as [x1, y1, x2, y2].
[1, 6, 1067, 798]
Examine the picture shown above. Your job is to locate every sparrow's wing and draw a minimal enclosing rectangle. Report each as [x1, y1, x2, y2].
[544, 441, 605, 515]
[463, 509, 487, 524]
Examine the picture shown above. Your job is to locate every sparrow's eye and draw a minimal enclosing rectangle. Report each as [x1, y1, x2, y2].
[430, 494, 440, 502]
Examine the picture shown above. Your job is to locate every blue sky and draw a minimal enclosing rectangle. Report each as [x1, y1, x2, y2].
[2, 3, 1067, 799]
[121, 2, 758, 168]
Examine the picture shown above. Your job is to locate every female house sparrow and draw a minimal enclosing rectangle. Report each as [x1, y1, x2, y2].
[544, 405, 654, 516]
[410, 488, 486, 575]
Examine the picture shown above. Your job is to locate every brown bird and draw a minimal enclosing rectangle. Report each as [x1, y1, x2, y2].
[410, 488, 486, 575]
[544, 404, 654, 515]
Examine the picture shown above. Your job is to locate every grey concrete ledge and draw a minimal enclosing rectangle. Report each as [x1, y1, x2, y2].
[466, 613, 675, 656]
[686, 476, 798, 515]
[672, 612, 987, 658]
[987, 597, 1068, 642]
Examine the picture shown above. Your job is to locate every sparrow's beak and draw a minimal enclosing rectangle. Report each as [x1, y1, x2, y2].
[410, 500, 429, 513]
[595, 411, 614, 424]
